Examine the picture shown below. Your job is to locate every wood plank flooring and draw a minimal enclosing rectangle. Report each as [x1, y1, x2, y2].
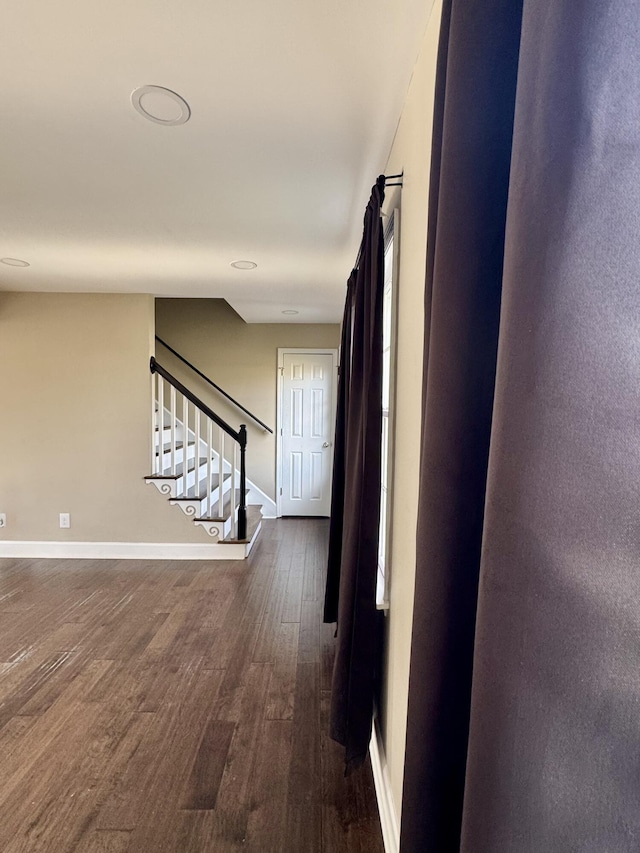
[0, 519, 384, 853]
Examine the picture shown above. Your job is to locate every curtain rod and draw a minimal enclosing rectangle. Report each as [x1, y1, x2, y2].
[384, 172, 403, 186]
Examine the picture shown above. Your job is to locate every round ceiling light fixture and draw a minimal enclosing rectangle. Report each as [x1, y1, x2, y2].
[282, 309, 299, 315]
[131, 85, 191, 126]
[230, 260, 257, 270]
[1, 257, 30, 267]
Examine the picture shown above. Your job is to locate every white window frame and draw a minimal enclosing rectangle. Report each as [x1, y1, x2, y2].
[377, 208, 400, 610]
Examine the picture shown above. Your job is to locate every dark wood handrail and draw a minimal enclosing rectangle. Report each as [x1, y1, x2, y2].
[155, 336, 274, 434]
[151, 356, 247, 538]
[151, 357, 242, 442]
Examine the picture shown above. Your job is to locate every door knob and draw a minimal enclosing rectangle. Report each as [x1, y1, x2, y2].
[322, 441, 331, 448]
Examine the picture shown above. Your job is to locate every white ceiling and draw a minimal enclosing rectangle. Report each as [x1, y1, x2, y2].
[1, 0, 433, 323]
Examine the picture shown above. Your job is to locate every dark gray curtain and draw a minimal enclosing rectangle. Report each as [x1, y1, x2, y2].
[324, 269, 356, 625]
[400, 0, 524, 849]
[460, 0, 640, 849]
[403, 0, 640, 850]
[325, 177, 386, 771]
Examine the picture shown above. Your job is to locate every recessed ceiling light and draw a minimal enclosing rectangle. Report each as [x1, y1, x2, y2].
[131, 86, 191, 126]
[0, 257, 30, 267]
[282, 309, 299, 315]
[230, 260, 257, 270]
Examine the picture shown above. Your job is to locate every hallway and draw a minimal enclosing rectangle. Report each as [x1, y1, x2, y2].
[0, 519, 383, 852]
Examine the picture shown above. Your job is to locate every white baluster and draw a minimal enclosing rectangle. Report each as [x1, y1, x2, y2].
[194, 405, 201, 501]
[207, 419, 213, 518]
[158, 378, 164, 475]
[232, 442, 239, 538]
[182, 393, 188, 493]
[152, 370, 158, 474]
[187, 401, 193, 496]
[170, 385, 177, 475]
[218, 427, 224, 517]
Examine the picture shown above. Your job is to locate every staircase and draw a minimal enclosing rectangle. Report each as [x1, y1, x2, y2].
[145, 357, 263, 558]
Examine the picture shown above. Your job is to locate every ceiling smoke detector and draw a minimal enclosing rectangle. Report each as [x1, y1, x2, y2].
[230, 260, 257, 270]
[131, 86, 191, 126]
[282, 309, 299, 315]
[0, 257, 30, 267]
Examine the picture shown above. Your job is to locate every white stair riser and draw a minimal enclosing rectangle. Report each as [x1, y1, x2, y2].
[182, 461, 231, 493]
[169, 480, 232, 517]
[155, 425, 185, 444]
[193, 507, 236, 539]
[157, 447, 230, 478]
[145, 460, 230, 500]
[158, 445, 195, 469]
[162, 462, 233, 497]
[149, 459, 234, 512]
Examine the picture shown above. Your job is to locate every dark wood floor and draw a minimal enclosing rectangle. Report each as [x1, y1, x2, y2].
[0, 519, 383, 853]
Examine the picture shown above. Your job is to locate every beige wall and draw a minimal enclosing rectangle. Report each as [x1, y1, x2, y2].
[0, 292, 210, 543]
[155, 298, 340, 501]
[380, 0, 441, 827]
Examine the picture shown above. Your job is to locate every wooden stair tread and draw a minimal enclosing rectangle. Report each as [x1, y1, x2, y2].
[145, 473, 180, 481]
[171, 473, 232, 502]
[195, 488, 249, 523]
[160, 441, 195, 453]
[145, 457, 209, 479]
[221, 506, 263, 544]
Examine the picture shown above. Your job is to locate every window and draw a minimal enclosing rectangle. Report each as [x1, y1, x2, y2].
[377, 211, 398, 609]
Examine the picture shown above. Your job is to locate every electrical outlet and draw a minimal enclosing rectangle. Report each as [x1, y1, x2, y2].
[0, 513, 6, 528]
[59, 513, 70, 529]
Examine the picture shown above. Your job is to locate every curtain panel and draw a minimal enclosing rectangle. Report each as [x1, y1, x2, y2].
[324, 269, 356, 625]
[325, 177, 386, 771]
[403, 0, 640, 851]
[400, 0, 524, 848]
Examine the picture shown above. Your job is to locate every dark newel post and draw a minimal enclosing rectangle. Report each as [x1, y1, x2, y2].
[237, 425, 247, 540]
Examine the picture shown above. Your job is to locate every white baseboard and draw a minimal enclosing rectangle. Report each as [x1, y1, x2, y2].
[370, 716, 400, 853]
[0, 540, 250, 560]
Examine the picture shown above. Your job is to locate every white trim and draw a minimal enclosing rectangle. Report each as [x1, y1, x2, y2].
[370, 716, 400, 853]
[245, 482, 276, 519]
[243, 518, 262, 555]
[0, 539, 256, 560]
[377, 207, 401, 611]
[276, 347, 339, 517]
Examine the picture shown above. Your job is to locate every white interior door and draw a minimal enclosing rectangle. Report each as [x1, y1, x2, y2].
[279, 351, 336, 516]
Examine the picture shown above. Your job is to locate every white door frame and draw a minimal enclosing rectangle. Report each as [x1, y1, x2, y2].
[276, 347, 339, 517]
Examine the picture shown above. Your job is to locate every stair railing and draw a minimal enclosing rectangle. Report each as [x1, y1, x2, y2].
[155, 336, 273, 434]
[150, 357, 247, 540]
